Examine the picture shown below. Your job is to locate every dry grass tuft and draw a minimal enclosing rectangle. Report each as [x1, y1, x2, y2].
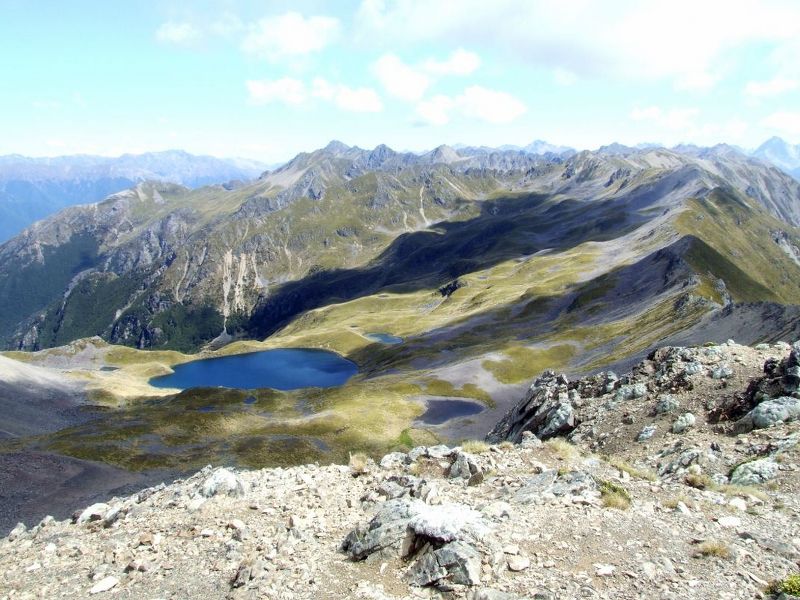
[545, 438, 580, 461]
[348, 452, 370, 476]
[608, 457, 657, 481]
[695, 540, 731, 559]
[461, 440, 490, 454]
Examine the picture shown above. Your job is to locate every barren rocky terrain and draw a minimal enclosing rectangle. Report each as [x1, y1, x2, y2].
[2, 340, 799, 599]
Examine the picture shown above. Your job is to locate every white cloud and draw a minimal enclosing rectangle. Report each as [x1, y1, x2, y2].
[355, 0, 800, 91]
[456, 86, 526, 124]
[423, 49, 481, 76]
[242, 12, 339, 60]
[247, 77, 382, 112]
[745, 77, 798, 98]
[630, 106, 700, 131]
[415, 95, 455, 125]
[246, 78, 307, 105]
[415, 86, 525, 125]
[312, 78, 382, 112]
[156, 21, 199, 45]
[373, 54, 430, 101]
[553, 68, 577, 86]
[761, 111, 800, 136]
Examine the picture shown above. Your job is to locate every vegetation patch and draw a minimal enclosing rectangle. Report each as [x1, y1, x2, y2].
[482, 344, 576, 385]
[695, 540, 731, 559]
[598, 479, 632, 510]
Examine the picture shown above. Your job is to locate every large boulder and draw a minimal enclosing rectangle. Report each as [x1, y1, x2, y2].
[736, 396, 800, 431]
[342, 499, 494, 589]
[200, 468, 246, 498]
[730, 459, 780, 486]
[486, 371, 576, 443]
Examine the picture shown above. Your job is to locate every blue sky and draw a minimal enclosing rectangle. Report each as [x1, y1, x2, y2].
[1, 0, 799, 162]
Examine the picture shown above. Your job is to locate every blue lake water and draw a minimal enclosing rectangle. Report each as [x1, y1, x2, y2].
[365, 332, 404, 345]
[418, 399, 484, 425]
[149, 348, 358, 391]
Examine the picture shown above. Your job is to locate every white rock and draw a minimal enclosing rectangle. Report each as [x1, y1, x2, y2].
[77, 503, 110, 525]
[595, 563, 616, 576]
[89, 576, 119, 594]
[717, 516, 741, 529]
[728, 498, 747, 512]
[507, 555, 530, 571]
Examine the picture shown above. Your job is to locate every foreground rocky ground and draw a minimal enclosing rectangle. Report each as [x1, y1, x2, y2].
[2, 341, 799, 599]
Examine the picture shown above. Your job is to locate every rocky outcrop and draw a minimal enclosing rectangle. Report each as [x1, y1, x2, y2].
[2, 341, 800, 599]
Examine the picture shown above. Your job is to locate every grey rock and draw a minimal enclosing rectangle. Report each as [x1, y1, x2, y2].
[655, 394, 679, 414]
[200, 468, 245, 498]
[550, 470, 597, 497]
[711, 364, 734, 379]
[538, 402, 575, 438]
[684, 362, 703, 375]
[449, 450, 482, 482]
[342, 499, 489, 561]
[486, 371, 575, 442]
[671, 412, 696, 434]
[637, 424, 657, 442]
[520, 431, 542, 448]
[739, 531, 800, 559]
[407, 540, 481, 587]
[514, 470, 558, 503]
[409, 445, 453, 461]
[469, 589, 523, 600]
[615, 382, 647, 402]
[730, 459, 779, 485]
[341, 499, 419, 560]
[379, 452, 409, 470]
[749, 396, 800, 429]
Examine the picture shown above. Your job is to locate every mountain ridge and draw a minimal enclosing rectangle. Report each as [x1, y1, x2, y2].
[0, 150, 270, 242]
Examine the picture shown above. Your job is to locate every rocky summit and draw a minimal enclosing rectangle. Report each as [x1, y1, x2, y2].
[2, 340, 799, 599]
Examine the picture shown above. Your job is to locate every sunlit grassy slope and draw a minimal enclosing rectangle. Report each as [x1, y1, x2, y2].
[5, 185, 800, 472]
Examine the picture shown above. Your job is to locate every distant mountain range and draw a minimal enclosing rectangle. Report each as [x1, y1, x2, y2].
[1, 138, 799, 356]
[0, 150, 269, 241]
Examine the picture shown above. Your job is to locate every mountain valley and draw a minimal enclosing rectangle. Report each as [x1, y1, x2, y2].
[0, 141, 799, 526]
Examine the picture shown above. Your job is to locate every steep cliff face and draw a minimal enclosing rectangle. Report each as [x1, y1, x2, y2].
[1, 142, 799, 352]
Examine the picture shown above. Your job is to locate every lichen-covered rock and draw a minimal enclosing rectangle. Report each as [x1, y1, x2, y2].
[672, 412, 696, 434]
[711, 364, 734, 379]
[615, 382, 647, 402]
[655, 394, 679, 414]
[730, 459, 780, 486]
[637, 424, 657, 442]
[746, 396, 800, 429]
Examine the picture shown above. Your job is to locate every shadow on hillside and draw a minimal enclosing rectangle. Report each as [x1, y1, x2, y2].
[246, 188, 659, 340]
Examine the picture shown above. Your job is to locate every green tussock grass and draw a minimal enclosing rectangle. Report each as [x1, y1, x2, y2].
[768, 574, 800, 596]
[482, 344, 576, 384]
[599, 480, 631, 510]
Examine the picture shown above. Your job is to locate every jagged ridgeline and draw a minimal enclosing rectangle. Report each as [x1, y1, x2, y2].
[1, 141, 800, 354]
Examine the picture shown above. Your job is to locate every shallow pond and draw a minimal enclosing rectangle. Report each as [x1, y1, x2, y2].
[365, 332, 404, 345]
[417, 399, 484, 425]
[149, 348, 358, 391]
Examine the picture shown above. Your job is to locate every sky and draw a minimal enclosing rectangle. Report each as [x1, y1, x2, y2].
[1, 0, 799, 162]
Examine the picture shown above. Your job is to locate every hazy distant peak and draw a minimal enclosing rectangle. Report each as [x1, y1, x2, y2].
[323, 140, 351, 155]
